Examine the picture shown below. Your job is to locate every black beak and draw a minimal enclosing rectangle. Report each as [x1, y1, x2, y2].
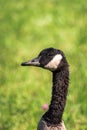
[21, 57, 40, 67]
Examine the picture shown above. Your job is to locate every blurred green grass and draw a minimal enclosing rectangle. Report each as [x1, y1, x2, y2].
[0, 0, 87, 130]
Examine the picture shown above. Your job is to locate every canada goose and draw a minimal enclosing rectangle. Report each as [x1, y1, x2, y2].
[21, 47, 69, 130]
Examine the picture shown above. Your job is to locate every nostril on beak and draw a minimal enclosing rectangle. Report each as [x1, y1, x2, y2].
[31, 57, 39, 63]
[32, 59, 35, 62]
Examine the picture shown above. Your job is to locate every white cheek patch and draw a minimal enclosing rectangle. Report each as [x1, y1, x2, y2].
[45, 54, 62, 71]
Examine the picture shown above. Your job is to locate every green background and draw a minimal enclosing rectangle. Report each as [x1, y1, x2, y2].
[0, 0, 87, 130]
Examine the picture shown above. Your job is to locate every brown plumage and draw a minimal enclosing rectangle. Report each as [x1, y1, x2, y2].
[21, 48, 69, 130]
[37, 118, 67, 130]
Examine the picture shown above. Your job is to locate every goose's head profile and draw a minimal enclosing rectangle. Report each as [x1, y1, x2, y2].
[21, 47, 68, 71]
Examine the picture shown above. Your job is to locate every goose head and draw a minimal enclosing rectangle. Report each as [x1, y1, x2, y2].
[21, 47, 68, 71]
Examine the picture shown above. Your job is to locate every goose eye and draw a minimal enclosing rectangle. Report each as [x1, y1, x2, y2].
[47, 53, 53, 56]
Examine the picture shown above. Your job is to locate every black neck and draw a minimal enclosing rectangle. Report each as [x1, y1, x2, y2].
[43, 66, 69, 125]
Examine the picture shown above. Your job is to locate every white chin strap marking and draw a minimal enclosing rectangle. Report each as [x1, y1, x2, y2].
[45, 54, 62, 71]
